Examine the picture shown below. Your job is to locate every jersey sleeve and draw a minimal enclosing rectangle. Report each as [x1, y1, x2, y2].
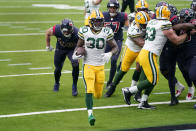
[52, 25, 56, 35]
[78, 27, 85, 40]
[161, 20, 172, 31]
[106, 27, 114, 41]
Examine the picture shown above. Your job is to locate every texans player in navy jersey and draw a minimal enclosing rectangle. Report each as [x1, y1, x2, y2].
[45, 19, 79, 96]
[103, 0, 129, 90]
[179, 8, 196, 105]
[159, 6, 195, 105]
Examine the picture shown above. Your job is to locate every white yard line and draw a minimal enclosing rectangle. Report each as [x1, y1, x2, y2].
[8, 63, 32, 66]
[0, 49, 46, 53]
[28, 67, 52, 70]
[0, 20, 83, 24]
[0, 33, 44, 36]
[0, 100, 195, 118]
[0, 59, 11, 62]
[0, 12, 83, 15]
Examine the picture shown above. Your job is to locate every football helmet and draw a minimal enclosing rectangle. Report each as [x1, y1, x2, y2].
[191, 0, 196, 12]
[156, 6, 171, 20]
[155, 1, 169, 12]
[89, 10, 104, 31]
[135, 11, 150, 31]
[168, 4, 178, 15]
[135, 0, 149, 12]
[61, 19, 73, 38]
[107, 0, 120, 17]
[179, 8, 195, 23]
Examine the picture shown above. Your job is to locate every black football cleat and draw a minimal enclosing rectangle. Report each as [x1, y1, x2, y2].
[122, 88, 132, 105]
[104, 83, 116, 97]
[169, 96, 179, 106]
[138, 101, 156, 109]
[53, 83, 60, 92]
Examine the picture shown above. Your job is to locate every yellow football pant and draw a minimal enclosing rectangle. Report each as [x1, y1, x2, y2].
[83, 64, 105, 99]
[121, 46, 139, 72]
[137, 49, 159, 85]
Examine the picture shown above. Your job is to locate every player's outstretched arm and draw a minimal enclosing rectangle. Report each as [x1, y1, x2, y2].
[163, 29, 187, 45]
[45, 28, 54, 51]
[173, 23, 195, 32]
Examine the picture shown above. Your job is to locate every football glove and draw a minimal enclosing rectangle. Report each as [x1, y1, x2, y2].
[72, 51, 83, 60]
[102, 52, 112, 63]
[46, 46, 53, 52]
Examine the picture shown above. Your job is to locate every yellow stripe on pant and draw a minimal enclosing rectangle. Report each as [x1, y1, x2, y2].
[121, 46, 139, 72]
[83, 64, 105, 98]
[137, 49, 159, 85]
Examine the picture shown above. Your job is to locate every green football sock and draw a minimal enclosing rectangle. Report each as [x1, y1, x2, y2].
[132, 70, 141, 81]
[113, 70, 126, 86]
[85, 93, 93, 110]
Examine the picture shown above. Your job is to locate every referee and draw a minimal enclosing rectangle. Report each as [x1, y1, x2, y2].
[121, 0, 135, 13]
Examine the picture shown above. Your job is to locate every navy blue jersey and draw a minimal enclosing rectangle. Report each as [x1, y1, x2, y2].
[52, 24, 79, 50]
[103, 12, 128, 41]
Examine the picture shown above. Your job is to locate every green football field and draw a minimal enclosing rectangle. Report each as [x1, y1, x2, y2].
[0, 0, 195, 130]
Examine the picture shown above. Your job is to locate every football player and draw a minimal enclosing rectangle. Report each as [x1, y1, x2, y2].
[128, 0, 150, 23]
[72, 10, 118, 126]
[84, 0, 102, 26]
[122, 6, 188, 109]
[191, 0, 196, 15]
[177, 8, 196, 100]
[103, 0, 129, 89]
[159, 5, 194, 106]
[45, 19, 79, 96]
[104, 11, 150, 101]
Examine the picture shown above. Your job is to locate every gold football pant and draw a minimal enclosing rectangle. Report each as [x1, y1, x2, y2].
[121, 46, 139, 72]
[83, 64, 105, 98]
[137, 49, 159, 85]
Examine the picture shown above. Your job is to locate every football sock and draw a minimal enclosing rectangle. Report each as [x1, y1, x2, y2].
[113, 70, 126, 86]
[132, 70, 141, 82]
[128, 86, 138, 94]
[137, 80, 154, 92]
[85, 93, 93, 110]
[141, 94, 148, 102]
[72, 65, 79, 85]
[88, 109, 93, 117]
[54, 69, 61, 84]
[108, 60, 117, 85]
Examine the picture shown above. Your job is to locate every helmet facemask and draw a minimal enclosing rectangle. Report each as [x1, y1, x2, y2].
[90, 18, 104, 31]
[60, 19, 73, 38]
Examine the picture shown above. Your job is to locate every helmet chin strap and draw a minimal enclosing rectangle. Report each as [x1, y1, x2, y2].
[63, 34, 71, 37]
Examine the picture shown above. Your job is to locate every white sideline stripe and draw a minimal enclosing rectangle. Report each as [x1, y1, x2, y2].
[28, 67, 52, 70]
[0, 12, 82, 15]
[0, 100, 195, 118]
[0, 49, 46, 53]
[0, 33, 44, 36]
[0, 59, 11, 61]
[0, 20, 83, 24]
[8, 63, 32, 66]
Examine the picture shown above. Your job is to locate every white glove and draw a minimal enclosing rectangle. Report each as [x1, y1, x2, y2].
[102, 52, 112, 63]
[46, 46, 53, 52]
[72, 51, 83, 60]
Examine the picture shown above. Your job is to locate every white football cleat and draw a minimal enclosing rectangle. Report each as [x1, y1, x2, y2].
[175, 82, 185, 97]
[186, 87, 195, 100]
